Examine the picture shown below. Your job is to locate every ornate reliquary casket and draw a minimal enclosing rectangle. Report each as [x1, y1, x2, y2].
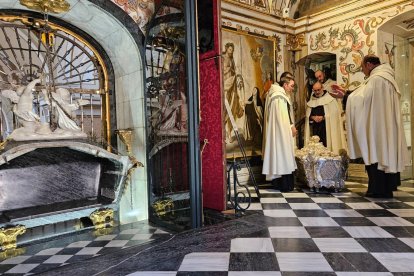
[295, 136, 349, 192]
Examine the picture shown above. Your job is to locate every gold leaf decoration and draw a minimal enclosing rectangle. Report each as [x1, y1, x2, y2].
[20, 0, 70, 14]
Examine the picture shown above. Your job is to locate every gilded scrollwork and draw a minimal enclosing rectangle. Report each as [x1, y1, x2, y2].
[151, 198, 175, 217]
[89, 208, 114, 230]
[286, 33, 306, 51]
[0, 225, 26, 251]
[20, 0, 70, 14]
[272, 34, 282, 52]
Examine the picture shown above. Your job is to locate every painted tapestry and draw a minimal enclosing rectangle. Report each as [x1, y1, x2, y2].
[222, 28, 276, 158]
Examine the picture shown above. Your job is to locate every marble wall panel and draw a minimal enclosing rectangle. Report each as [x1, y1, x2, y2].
[0, 147, 123, 220]
[129, 99, 145, 128]
[61, 1, 121, 40]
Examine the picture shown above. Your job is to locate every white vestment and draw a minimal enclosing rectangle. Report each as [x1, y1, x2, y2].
[262, 84, 297, 181]
[346, 63, 409, 173]
[323, 78, 336, 94]
[305, 92, 347, 154]
[324, 78, 344, 111]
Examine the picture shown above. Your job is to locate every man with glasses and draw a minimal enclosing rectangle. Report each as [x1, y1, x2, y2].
[304, 81, 347, 154]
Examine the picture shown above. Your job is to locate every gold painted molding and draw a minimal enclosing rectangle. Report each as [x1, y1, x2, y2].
[0, 225, 26, 251]
[20, 0, 70, 14]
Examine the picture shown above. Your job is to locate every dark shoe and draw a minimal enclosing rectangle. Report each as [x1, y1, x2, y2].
[271, 178, 280, 190]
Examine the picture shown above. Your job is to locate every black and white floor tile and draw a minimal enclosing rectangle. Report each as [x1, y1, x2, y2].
[0, 222, 172, 275]
[2, 180, 414, 275]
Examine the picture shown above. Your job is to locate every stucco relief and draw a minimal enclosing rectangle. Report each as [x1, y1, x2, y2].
[308, 1, 414, 91]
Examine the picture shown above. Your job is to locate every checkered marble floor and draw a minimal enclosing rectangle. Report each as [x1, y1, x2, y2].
[0, 221, 172, 275]
[3, 180, 414, 275]
[128, 180, 414, 275]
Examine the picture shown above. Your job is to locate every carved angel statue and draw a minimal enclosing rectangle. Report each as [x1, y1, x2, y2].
[1, 78, 41, 130]
[50, 87, 89, 131]
[0, 79, 89, 141]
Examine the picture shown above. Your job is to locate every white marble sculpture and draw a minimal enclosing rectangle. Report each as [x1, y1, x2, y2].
[50, 87, 89, 132]
[0, 79, 88, 141]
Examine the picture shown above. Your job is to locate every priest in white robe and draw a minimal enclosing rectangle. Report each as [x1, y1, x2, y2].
[346, 55, 409, 198]
[304, 81, 347, 154]
[315, 70, 336, 95]
[262, 76, 297, 192]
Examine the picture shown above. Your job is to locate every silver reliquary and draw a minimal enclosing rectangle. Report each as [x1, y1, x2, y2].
[295, 136, 349, 192]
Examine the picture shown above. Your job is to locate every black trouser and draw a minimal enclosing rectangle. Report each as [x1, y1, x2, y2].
[271, 173, 294, 192]
[365, 163, 400, 198]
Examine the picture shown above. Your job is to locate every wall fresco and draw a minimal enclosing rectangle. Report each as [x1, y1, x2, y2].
[111, 0, 155, 33]
[308, 1, 414, 91]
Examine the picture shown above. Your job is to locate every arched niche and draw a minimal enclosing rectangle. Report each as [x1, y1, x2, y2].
[295, 52, 337, 148]
[0, 0, 149, 223]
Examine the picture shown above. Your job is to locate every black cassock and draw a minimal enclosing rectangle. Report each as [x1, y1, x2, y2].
[309, 105, 326, 146]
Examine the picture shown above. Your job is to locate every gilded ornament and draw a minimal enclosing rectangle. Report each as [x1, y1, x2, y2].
[286, 33, 306, 51]
[19, 0, 70, 14]
[0, 138, 9, 151]
[115, 129, 133, 155]
[115, 129, 144, 168]
[89, 208, 114, 230]
[0, 248, 25, 258]
[152, 198, 174, 217]
[0, 225, 26, 251]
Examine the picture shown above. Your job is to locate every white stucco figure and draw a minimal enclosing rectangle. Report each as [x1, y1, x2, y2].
[51, 88, 89, 131]
[1, 79, 41, 140]
[1, 80, 88, 141]
[3, 79, 41, 128]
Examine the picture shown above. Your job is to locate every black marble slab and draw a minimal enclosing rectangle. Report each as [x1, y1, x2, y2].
[0, 145, 123, 221]
[37, 213, 269, 276]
